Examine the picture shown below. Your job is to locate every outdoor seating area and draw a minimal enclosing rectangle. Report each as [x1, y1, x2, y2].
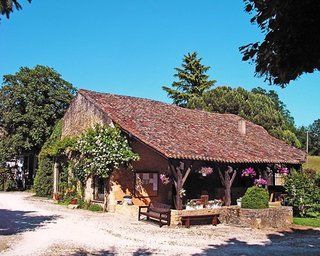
[181, 214, 219, 228]
[138, 202, 171, 227]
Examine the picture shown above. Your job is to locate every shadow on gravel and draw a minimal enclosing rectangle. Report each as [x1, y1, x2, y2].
[70, 248, 153, 256]
[193, 228, 320, 256]
[0, 209, 59, 236]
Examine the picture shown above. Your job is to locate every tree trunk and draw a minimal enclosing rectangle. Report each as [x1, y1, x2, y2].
[224, 187, 231, 207]
[175, 169, 183, 210]
[218, 166, 237, 206]
[169, 161, 192, 210]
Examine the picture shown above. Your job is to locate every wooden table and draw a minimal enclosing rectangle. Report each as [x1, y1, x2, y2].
[181, 214, 219, 228]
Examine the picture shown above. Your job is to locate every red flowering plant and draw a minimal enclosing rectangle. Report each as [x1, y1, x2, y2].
[241, 167, 256, 178]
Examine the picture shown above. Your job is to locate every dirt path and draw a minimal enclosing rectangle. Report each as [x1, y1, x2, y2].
[0, 192, 319, 256]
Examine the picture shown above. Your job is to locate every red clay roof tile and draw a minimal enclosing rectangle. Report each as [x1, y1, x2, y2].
[79, 89, 306, 164]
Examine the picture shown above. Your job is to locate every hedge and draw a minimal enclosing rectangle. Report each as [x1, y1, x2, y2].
[241, 186, 269, 209]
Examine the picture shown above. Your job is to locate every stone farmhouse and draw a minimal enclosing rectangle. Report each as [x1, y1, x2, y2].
[55, 89, 306, 210]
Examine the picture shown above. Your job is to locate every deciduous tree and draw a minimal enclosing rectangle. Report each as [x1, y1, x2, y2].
[308, 119, 320, 156]
[241, 0, 320, 86]
[0, 0, 31, 20]
[0, 65, 76, 162]
[188, 86, 301, 148]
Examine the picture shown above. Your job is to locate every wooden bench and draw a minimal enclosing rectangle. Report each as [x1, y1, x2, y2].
[181, 214, 219, 228]
[138, 202, 171, 227]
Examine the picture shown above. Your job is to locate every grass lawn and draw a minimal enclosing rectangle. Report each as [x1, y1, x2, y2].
[293, 217, 320, 228]
[303, 156, 320, 172]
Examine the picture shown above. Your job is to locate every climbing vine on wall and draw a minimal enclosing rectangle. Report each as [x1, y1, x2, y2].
[34, 123, 139, 196]
[74, 124, 139, 183]
[33, 120, 63, 197]
[34, 120, 77, 197]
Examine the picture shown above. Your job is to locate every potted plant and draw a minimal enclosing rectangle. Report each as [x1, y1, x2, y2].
[186, 200, 197, 210]
[236, 197, 242, 207]
[199, 167, 213, 177]
[53, 193, 61, 201]
[160, 173, 171, 185]
[254, 178, 268, 187]
[207, 199, 223, 209]
[241, 167, 256, 178]
[71, 198, 78, 205]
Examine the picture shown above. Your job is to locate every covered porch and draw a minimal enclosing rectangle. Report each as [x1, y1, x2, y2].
[164, 159, 300, 211]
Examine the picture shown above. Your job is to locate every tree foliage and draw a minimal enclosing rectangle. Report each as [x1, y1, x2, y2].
[162, 52, 216, 107]
[285, 169, 320, 217]
[188, 86, 301, 148]
[0, 65, 76, 162]
[308, 119, 320, 156]
[241, 0, 320, 86]
[0, 0, 31, 20]
[74, 125, 139, 183]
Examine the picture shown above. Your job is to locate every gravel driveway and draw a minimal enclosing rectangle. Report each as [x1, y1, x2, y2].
[0, 192, 319, 256]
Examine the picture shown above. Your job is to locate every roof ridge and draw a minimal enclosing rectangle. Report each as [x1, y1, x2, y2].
[78, 89, 248, 120]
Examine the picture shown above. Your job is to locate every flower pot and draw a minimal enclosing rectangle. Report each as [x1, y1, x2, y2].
[123, 195, 133, 205]
[71, 198, 78, 205]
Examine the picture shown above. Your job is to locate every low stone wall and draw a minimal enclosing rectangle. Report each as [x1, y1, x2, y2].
[115, 204, 140, 217]
[171, 206, 293, 229]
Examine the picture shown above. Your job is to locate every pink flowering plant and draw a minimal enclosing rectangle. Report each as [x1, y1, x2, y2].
[254, 178, 268, 187]
[199, 167, 214, 176]
[279, 167, 289, 175]
[241, 167, 256, 178]
[274, 164, 289, 175]
[160, 173, 171, 185]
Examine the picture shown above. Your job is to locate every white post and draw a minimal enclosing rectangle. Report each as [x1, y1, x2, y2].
[53, 160, 59, 196]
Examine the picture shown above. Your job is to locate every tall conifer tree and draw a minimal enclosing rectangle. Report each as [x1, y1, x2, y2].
[163, 52, 216, 107]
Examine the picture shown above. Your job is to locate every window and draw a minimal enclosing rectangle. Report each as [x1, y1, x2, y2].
[134, 172, 159, 198]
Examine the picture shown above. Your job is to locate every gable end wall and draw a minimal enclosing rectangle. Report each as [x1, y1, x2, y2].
[61, 93, 112, 137]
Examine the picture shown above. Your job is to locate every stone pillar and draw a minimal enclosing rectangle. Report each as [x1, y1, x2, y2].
[53, 161, 59, 196]
[107, 191, 116, 212]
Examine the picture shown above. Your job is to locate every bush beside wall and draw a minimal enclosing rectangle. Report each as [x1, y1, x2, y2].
[34, 120, 62, 197]
[241, 186, 269, 209]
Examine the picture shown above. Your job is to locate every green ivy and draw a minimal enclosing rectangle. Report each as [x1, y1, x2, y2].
[44, 137, 77, 157]
[33, 120, 63, 197]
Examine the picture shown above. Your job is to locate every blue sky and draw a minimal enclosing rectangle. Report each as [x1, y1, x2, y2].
[1, 0, 319, 126]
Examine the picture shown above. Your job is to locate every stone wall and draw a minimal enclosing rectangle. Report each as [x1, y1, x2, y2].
[110, 138, 172, 207]
[171, 206, 293, 229]
[61, 93, 113, 138]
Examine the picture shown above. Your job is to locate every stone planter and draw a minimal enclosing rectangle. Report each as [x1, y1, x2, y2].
[220, 206, 293, 229]
[170, 206, 293, 229]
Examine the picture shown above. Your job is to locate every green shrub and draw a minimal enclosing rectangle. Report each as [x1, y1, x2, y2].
[241, 186, 269, 209]
[88, 204, 103, 212]
[57, 197, 72, 205]
[34, 120, 62, 197]
[33, 156, 54, 197]
[285, 169, 320, 217]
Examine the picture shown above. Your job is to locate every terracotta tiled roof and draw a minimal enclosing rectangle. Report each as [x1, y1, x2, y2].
[79, 89, 306, 164]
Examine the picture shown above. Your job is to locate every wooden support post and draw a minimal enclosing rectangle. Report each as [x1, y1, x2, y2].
[169, 160, 193, 210]
[218, 166, 237, 206]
